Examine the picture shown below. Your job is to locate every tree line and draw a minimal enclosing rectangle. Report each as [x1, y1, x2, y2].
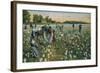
[23, 10, 90, 25]
[23, 10, 56, 25]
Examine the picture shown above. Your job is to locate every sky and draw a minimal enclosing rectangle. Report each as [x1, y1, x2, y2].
[27, 10, 91, 23]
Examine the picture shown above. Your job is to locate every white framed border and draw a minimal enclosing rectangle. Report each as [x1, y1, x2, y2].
[15, 2, 97, 70]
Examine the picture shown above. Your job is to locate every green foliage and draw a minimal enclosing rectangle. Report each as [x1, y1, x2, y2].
[33, 14, 43, 23]
[23, 24, 91, 62]
[45, 16, 52, 23]
[63, 31, 91, 60]
[23, 10, 30, 24]
[32, 15, 56, 24]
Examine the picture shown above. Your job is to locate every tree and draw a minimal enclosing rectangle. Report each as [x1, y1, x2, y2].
[23, 10, 30, 24]
[33, 14, 43, 24]
[44, 16, 54, 25]
[38, 15, 43, 23]
[33, 14, 39, 23]
[45, 16, 49, 23]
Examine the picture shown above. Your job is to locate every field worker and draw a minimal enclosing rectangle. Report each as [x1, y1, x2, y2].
[72, 24, 75, 30]
[79, 24, 82, 33]
[30, 28, 40, 58]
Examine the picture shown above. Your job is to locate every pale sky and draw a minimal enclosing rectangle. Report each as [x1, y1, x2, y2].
[27, 10, 91, 23]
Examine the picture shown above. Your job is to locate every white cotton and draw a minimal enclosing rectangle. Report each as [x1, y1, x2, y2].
[23, 58, 27, 62]
[32, 40, 35, 44]
[65, 50, 68, 55]
[61, 33, 64, 37]
[38, 27, 41, 31]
